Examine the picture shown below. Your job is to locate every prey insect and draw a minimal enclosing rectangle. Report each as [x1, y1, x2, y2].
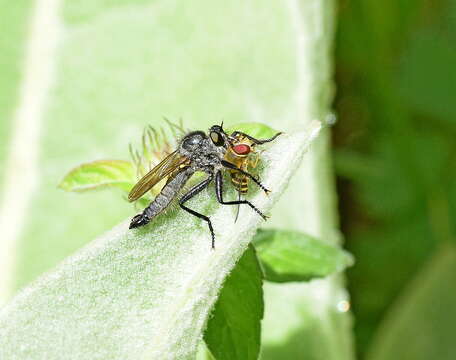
[128, 124, 281, 248]
[224, 130, 282, 221]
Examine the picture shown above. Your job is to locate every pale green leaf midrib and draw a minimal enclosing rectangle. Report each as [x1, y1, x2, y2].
[0, 0, 62, 305]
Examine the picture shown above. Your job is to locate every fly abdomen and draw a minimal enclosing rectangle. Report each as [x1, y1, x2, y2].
[129, 168, 193, 229]
[230, 171, 249, 194]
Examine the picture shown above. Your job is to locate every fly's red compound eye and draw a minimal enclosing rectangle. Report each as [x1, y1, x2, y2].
[232, 144, 251, 155]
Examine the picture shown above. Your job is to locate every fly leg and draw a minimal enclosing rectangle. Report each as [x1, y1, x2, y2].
[230, 131, 282, 145]
[179, 174, 216, 248]
[234, 191, 242, 223]
[221, 160, 270, 194]
[215, 171, 267, 220]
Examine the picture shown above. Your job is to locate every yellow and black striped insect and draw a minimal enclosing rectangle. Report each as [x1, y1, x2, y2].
[224, 130, 282, 220]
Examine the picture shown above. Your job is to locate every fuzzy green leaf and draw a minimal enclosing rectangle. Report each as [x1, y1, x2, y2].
[253, 229, 353, 283]
[204, 245, 263, 360]
[58, 160, 136, 193]
[0, 123, 321, 360]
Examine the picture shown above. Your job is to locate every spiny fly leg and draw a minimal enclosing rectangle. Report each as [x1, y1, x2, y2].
[230, 131, 282, 145]
[215, 171, 268, 220]
[179, 174, 216, 249]
[221, 160, 270, 194]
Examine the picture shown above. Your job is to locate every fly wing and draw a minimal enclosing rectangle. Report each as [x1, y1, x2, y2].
[128, 150, 189, 202]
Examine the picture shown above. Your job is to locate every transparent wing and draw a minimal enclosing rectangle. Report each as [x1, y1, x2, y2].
[128, 150, 189, 202]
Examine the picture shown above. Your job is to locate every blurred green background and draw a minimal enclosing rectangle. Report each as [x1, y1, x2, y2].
[334, 0, 456, 359]
[1, 0, 456, 359]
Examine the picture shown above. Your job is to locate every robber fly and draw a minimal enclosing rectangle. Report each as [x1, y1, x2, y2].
[224, 130, 282, 220]
[128, 124, 281, 248]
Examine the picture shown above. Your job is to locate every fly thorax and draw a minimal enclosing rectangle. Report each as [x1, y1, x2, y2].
[179, 131, 207, 157]
[200, 152, 222, 167]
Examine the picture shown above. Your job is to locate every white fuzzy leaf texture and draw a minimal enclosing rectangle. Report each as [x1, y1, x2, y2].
[0, 121, 321, 360]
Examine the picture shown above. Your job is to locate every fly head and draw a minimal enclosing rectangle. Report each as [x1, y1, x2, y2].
[209, 124, 229, 148]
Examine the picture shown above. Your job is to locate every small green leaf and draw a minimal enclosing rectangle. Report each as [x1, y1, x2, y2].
[204, 245, 263, 360]
[58, 160, 136, 193]
[225, 123, 279, 139]
[253, 229, 353, 283]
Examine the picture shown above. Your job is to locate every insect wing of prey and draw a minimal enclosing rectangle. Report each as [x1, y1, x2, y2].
[128, 150, 189, 202]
